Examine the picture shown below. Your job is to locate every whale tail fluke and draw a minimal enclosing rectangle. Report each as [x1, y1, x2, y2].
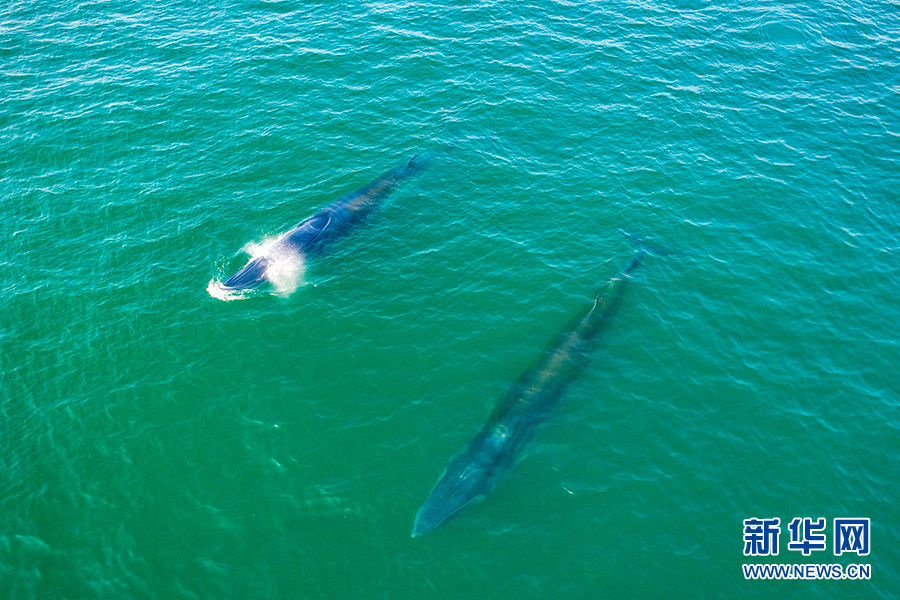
[616, 228, 683, 276]
[403, 153, 433, 176]
[619, 228, 681, 258]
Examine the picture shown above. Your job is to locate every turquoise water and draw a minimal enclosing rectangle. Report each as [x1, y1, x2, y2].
[2, 1, 898, 598]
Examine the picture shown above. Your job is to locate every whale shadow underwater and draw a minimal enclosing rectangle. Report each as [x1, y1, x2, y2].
[210, 154, 428, 297]
[412, 233, 669, 537]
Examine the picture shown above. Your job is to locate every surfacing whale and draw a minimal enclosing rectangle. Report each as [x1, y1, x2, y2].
[412, 235, 665, 537]
[217, 154, 428, 292]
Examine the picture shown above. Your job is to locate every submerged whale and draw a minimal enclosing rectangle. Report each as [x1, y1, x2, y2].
[412, 239, 659, 537]
[219, 154, 428, 291]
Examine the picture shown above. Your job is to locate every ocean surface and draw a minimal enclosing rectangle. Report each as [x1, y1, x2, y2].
[2, 1, 898, 598]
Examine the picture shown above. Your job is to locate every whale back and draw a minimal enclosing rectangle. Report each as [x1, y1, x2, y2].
[282, 212, 332, 256]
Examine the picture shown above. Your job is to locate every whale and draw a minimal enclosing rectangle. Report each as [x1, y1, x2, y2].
[412, 239, 658, 537]
[218, 154, 428, 291]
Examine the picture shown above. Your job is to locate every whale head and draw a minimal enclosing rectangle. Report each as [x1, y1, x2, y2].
[412, 425, 516, 537]
[220, 256, 270, 290]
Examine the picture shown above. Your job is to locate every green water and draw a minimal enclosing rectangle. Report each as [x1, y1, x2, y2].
[2, 1, 898, 598]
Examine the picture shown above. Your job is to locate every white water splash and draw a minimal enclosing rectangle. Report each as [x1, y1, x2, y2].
[265, 249, 307, 297]
[206, 279, 250, 301]
[207, 235, 308, 300]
